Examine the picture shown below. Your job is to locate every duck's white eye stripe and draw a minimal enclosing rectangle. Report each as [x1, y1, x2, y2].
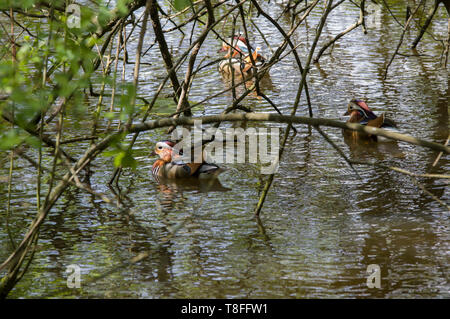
[356, 106, 368, 118]
[160, 142, 172, 148]
[236, 40, 248, 50]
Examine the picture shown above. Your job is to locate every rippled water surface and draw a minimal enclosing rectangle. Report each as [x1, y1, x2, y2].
[0, 1, 449, 298]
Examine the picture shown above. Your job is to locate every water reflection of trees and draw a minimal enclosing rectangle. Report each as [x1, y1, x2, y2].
[0, 0, 449, 298]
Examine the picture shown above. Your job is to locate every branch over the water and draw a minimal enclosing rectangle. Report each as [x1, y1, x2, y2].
[128, 113, 450, 154]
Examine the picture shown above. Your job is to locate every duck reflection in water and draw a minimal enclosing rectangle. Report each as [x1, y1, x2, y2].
[219, 71, 275, 100]
[343, 132, 405, 161]
[155, 176, 231, 212]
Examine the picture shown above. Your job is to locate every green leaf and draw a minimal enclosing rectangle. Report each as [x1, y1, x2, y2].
[173, 0, 191, 11]
[113, 150, 137, 169]
[102, 149, 121, 157]
[114, 151, 126, 168]
[25, 136, 41, 149]
[0, 129, 23, 150]
[117, 0, 132, 15]
[104, 112, 116, 120]
[121, 151, 137, 169]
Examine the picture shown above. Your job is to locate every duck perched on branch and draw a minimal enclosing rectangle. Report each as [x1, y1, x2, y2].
[151, 141, 223, 179]
[343, 99, 397, 141]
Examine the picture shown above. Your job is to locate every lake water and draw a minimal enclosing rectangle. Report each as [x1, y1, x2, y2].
[0, 0, 448, 298]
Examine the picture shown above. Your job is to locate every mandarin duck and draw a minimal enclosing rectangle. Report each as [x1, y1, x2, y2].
[219, 35, 252, 58]
[218, 36, 267, 76]
[219, 47, 266, 76]
[151, 140, 223, 179]
[343, 99, 397, 141]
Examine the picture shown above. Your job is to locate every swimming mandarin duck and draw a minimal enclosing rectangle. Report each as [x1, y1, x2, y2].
[343, 99, 397, 141]
[219, 35, 252, 58]
[151, 141, 223, 179]
[218, 36, 267, 76]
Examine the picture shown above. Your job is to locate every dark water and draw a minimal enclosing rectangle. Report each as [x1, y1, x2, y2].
[0, 1, 449, 298]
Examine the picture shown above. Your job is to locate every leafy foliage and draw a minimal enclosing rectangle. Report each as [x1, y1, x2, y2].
[0, 0, 138, 157]
[173, 0, 192, 12]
